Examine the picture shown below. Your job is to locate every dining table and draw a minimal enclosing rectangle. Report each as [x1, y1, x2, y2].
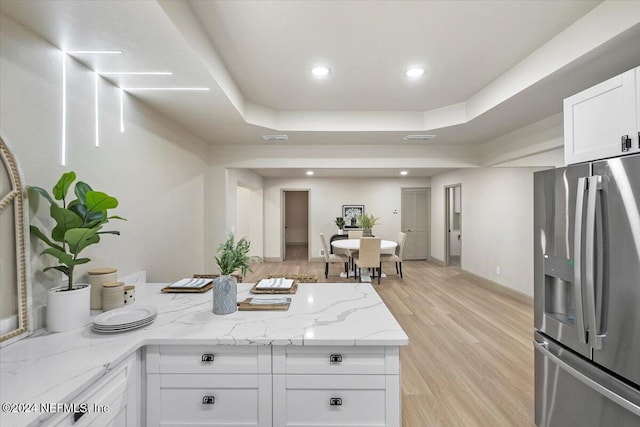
[331, 238, 398, 280]
[331, 238, 398, 252]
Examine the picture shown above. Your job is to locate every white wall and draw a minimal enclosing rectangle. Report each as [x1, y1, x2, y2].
[0, 13, 211, 315]
[236, 185, 263, 259]
[431, 168, 549, 296]
[263, 177, 430, 260]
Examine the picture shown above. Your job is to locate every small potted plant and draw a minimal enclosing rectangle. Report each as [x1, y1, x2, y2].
[357, 213, 380, 236]
[335, 217, 345, 234]
[29, 172, 124, 332]
[213, 233, 257, 315]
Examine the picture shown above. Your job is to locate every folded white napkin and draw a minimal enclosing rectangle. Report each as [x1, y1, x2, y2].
[250, 297, 289, 305]
[256, 278, 294, 289]
[168, 278, 212, 288]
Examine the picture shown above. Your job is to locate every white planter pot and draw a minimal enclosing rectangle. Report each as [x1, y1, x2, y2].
[46, 284, 90, 333]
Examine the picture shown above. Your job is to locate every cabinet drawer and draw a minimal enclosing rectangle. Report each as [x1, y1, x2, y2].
[150, 374, 271, 426]
[273, 346, 387, 375]
[274, 375, 387, 427]
[153, 345, 269, 374]
[46, 353, 136, 426]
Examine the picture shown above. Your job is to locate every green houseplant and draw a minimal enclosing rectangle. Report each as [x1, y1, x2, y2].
[213, 233, 256, 315]
[29, 171, 124, 332]
[29, 171, 125, 289]
[335, 217, 345, 233]
[357, 213, 380, 236]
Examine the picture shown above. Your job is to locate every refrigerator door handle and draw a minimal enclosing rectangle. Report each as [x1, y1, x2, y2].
[585, 175, 606, 350]
[574, 177, 588, 344]
[534, 339, 640, 417]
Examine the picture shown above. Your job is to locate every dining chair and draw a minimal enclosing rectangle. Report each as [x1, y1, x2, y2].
[343, 230, 363, 269]
[320, 233, 349, 278]
[381, 232, 407, 278]
[354, 237, 382, 284]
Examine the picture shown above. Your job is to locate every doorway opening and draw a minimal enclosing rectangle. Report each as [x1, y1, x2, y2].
[282, 190, 309, 261]
[445, 184, 462, 267]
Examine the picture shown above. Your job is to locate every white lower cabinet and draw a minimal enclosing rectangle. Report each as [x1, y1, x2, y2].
[272, 346, 400, 427]
[273, 375, 392, 427]
[145, 345, 401, 427]
[146, 373, 272, 426]
[145, 345, 272, 427]
[45, 351, 141, 427]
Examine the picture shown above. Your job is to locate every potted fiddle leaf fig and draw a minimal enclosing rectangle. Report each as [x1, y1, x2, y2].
[213, 233, 257, 315]
[29, 171, 125, 332]
[335, 217, 345, 234]
[357, 213, 380, 236]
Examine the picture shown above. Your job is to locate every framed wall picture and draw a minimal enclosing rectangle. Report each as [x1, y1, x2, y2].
[342, 205, 364, 228]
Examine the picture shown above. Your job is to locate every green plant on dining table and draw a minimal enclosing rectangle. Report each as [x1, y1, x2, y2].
[357, 213, 380, 231]
[335, 217, 345, 230]
[215, 233, 258, 276]
[28, 171, 125, 291]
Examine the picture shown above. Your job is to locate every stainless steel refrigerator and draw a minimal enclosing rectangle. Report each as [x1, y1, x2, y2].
[534, 153, 640, 426]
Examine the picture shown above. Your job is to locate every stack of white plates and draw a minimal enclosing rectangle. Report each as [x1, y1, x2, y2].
[92, 305, 158, 334]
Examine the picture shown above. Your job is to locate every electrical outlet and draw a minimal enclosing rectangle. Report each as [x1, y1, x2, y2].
[319, 249, 325, 256]
[496, 266, 501, 275]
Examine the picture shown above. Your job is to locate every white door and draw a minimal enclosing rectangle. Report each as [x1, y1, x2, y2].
[401, 188, 430, 260]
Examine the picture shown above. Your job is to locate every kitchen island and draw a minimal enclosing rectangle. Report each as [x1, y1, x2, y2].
[0, 282, 408, 426]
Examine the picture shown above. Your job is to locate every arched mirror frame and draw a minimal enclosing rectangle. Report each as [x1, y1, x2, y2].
[0, 136, 32, 347]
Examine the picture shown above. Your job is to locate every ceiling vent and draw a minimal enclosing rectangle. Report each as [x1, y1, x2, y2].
[262, 134, 288, 141]
[403, 134, 436, 141]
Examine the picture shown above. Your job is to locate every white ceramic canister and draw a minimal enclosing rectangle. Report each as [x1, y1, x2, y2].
[123, 285, 135, 305]
[88, 267, 117, 310]
[102, 281, 125, 311]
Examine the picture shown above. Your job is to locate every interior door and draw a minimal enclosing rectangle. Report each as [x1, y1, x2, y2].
[401, 188, 430, 260]
[591, 154, 640, 387]
[281, 190, 287, 261]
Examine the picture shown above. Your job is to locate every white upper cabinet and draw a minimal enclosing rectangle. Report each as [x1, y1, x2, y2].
[564, 67, 639, 165]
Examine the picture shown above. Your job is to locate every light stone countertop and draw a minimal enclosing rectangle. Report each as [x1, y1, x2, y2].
[0, 282, 408, 426]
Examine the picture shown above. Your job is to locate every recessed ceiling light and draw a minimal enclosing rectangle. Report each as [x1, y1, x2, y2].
[262, 134, 288, 141]
[403, 134, 436, 141]
[400, 171, 409, 176]
[306, 171, 314, 176]
[311, 66, 330, 78]
[406, 67, 425, 78]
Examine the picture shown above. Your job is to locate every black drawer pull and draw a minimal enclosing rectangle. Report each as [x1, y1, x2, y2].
[330, 397, 343, 406]
[202, 396, 215, 405]
[201, 353, 215, 362]
[329, 354, 342, 364]
[73, 410, 85, 422]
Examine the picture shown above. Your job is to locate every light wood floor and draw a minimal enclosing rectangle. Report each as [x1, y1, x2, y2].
[284, 244, 308, 261]
[244, 259, 535, 427]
